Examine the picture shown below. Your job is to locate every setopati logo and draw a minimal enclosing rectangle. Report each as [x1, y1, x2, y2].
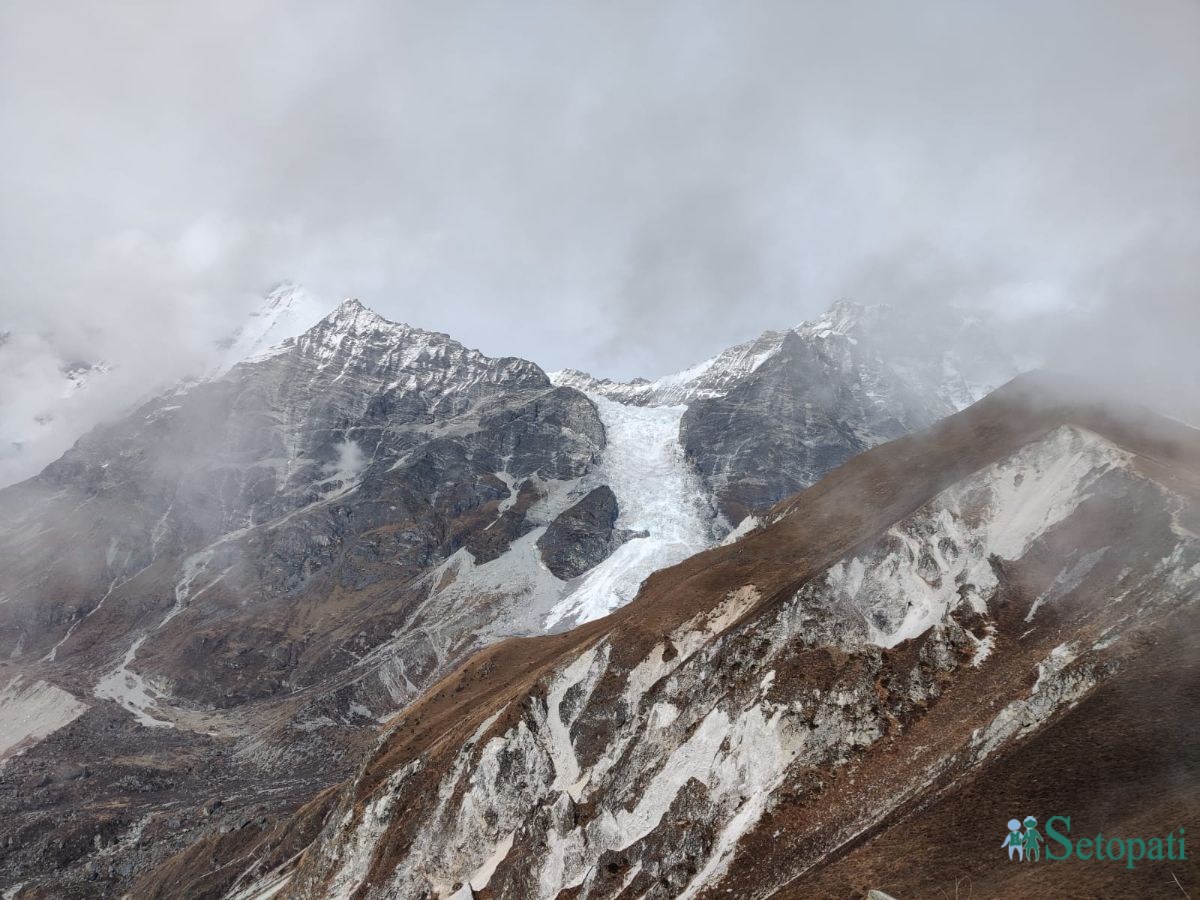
[1002, 816, 1187, 870]
[1002, 816, 1044, 861]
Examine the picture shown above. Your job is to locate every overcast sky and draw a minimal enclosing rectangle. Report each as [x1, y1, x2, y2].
[1, 1, 1198, 481]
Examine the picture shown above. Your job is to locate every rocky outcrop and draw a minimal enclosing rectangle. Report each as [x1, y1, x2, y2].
[537, 486, 635, 580]
[680, 328, 950, 524]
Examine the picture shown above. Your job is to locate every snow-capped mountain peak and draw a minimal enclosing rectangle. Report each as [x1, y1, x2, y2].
[550, 297, 1014, 412]
[238, 296, 554, 407]
[550, 300, 887, 407]
[321, 296, 385, 328]
[795, 297, 885, 339]
[210, 282, 327, 374]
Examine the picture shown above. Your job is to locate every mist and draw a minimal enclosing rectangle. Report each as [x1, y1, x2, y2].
[2, 0, 1198, 484]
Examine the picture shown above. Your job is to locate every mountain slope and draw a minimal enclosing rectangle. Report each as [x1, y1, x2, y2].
[0, 297, 1026, 899]
[0, 299, 603, 707]
[176, 373, 1200, 900]
[0, 284, 327, 491]
[0, 299, 622, 897]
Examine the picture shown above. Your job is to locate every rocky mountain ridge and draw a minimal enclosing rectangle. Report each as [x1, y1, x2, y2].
[173, 374, 1200, 900]
[552, 299, 1013, 412]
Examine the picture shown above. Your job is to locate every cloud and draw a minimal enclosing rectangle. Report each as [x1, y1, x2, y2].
[324, 439, 367, 483]
[0, 0, 1196, 473]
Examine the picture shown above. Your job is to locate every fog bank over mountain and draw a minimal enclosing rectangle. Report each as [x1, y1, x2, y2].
[2, 1, 1197, 472]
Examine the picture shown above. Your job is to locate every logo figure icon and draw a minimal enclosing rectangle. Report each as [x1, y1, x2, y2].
[1003, 819, 1025, 860]
[1002, 815, 1043, 861]
[1023, 816, 1043, 861]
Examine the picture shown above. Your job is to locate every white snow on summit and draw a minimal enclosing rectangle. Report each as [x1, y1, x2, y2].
[210, 282, 326, 375]
[550, 329, 786, 407]
[0, 284, 329, 489]
[552, 298, 1019, 413]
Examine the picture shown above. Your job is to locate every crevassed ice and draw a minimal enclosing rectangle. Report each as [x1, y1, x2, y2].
[544, 394, 714, 627]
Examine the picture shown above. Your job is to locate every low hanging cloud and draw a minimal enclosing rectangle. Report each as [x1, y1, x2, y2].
[1, 0, 1197, 484]
[324, 439, 368, 484]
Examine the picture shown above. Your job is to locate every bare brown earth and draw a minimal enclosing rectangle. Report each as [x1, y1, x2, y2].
[133, 373, 1200, 899]
[775, 615, 1200, 899]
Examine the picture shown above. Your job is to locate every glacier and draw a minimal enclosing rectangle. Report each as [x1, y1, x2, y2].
[544, 394, 715, 627]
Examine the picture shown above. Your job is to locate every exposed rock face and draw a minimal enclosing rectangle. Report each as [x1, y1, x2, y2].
[537, 486, 632, 580]
[185, 375, 1200, 900]
[680, 328, 949, 524]
[0, 299, 606, 707]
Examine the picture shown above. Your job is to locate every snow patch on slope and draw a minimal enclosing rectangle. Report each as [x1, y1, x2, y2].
[971, 642, 1096, 761]
[0, 675, 87, 759]
[545, 645, 608, 799]
[212, 283, 326, 375]
[324, 759, 423, 900]
[820, 426, 1131, 647]
[93, 545, 231, 727]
